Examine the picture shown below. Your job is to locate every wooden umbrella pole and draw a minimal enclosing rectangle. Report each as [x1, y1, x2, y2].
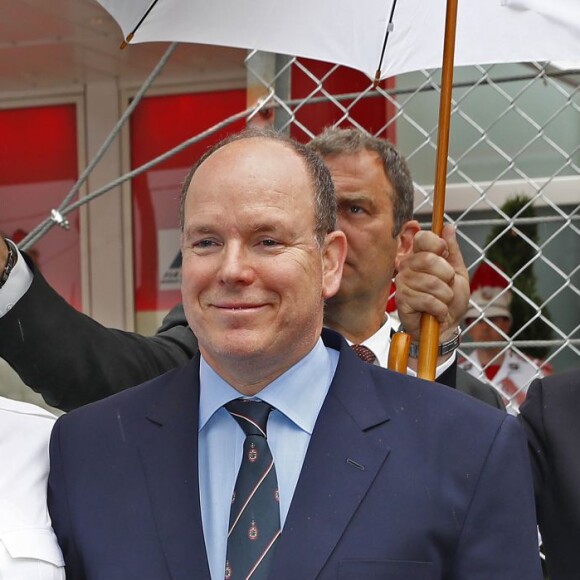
[416, 0, 459, 380]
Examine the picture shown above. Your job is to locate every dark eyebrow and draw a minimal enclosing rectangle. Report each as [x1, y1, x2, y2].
[337, 195, 376, 210]
[250, 223, 280, 234]
[248, 219, 291, 234]
[182, 225, 214, 239]
[337, 190, 369, 201]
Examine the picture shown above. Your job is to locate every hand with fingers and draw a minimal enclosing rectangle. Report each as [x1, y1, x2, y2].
[395, 224, 469, 347]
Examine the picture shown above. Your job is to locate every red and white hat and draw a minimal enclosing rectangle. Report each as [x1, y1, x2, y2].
[464, 261, 512, 321]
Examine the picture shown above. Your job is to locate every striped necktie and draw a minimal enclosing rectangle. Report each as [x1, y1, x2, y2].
[225, 398, 281, 580]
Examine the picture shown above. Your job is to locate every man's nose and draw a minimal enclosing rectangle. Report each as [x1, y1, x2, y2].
[218, 243, 255, 285]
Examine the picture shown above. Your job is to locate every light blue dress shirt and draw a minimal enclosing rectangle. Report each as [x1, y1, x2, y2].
[198, 338, 339, 580]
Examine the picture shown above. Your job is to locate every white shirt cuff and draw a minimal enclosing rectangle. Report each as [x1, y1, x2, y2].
[0, 245, 33, 318]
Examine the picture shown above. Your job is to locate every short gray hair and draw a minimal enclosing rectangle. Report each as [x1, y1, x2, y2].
[179, 128, 336, 246]
[308, 128, 414, 236]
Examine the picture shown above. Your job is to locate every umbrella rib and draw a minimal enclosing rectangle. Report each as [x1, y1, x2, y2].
[374, 0, 400, 86]
[121, 0, 162, 48]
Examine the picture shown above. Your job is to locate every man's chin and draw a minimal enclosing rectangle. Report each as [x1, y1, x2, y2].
[202, 333, 270, 360]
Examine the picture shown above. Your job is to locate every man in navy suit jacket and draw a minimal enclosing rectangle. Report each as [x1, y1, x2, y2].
[48, 128, 542, 579]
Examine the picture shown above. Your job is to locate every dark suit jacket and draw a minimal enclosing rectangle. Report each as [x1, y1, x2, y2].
[443, 361, 505, 409]
[0, 259, 197, 411]
[0, 259, 502, 412]
[48, 330, 540, 579]
[519, 369, 580, 580]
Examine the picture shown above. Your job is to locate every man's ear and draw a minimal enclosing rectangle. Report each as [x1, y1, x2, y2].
[321, 230, 348, 300]
[394, 219, 421, 272]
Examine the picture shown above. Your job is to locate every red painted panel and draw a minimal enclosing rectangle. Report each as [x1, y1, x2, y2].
[0, 104, 81, 309]
[291, 59, 397, 143]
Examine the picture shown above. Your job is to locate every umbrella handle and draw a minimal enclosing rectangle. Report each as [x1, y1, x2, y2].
[416, 0, 459, 380]
[416, 315, 440, 380]
[387, 331, 411, 374]
[388, 0, 458, 379]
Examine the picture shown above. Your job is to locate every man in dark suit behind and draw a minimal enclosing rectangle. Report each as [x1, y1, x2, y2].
[310, 128, 502, 407]
[48, 128, 540, 579]
[520, 369, 580, 580]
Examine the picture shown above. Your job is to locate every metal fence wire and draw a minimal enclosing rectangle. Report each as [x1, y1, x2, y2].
[244, 52, 580, 402]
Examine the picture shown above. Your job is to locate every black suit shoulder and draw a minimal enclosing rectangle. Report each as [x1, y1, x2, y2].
[456, 367, 505, 410]
[434, 360, 505, 410]
[0, 256, 197, 411]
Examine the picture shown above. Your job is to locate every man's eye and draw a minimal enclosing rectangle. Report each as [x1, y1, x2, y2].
[260, 239, 279, 247]
[194, 239, 217, 249]
[349, 205, 364, 214]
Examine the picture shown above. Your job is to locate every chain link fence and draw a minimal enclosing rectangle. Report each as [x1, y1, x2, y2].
[245, 52, 580, 405]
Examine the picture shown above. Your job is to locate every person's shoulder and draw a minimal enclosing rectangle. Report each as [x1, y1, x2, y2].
[371, 364, 506, 424]
[0, 396, 55, 455]
[456, 367, 505, 409]
[57, 361, 193, 426]
[521, 369, 580, 423]
[0, 395, 56, 422]
[364, 366, 518, 468]
[527, 368, 580, 403]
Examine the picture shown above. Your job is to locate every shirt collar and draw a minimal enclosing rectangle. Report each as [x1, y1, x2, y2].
[198, 337, 338, 435]
[342, 314, 394, 367]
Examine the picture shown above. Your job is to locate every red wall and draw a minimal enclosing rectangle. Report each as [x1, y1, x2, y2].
[291, 59, 396, 143]
[0, 104, 81, 309]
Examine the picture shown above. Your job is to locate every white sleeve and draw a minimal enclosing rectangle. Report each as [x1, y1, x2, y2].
[0, 246, 33, 318]
[0, 402, 65, 579]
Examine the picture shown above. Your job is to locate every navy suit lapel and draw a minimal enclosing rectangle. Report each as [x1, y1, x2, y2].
[139, 357, 211, 580]
[270, 330, 392, 580]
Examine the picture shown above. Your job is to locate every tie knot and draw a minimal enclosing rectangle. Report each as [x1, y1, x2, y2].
[226, 399, 272, 437]
[351, 344, 376, 364]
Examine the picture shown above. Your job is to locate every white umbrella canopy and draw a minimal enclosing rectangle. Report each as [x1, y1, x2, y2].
[96, 0, 580, 80]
